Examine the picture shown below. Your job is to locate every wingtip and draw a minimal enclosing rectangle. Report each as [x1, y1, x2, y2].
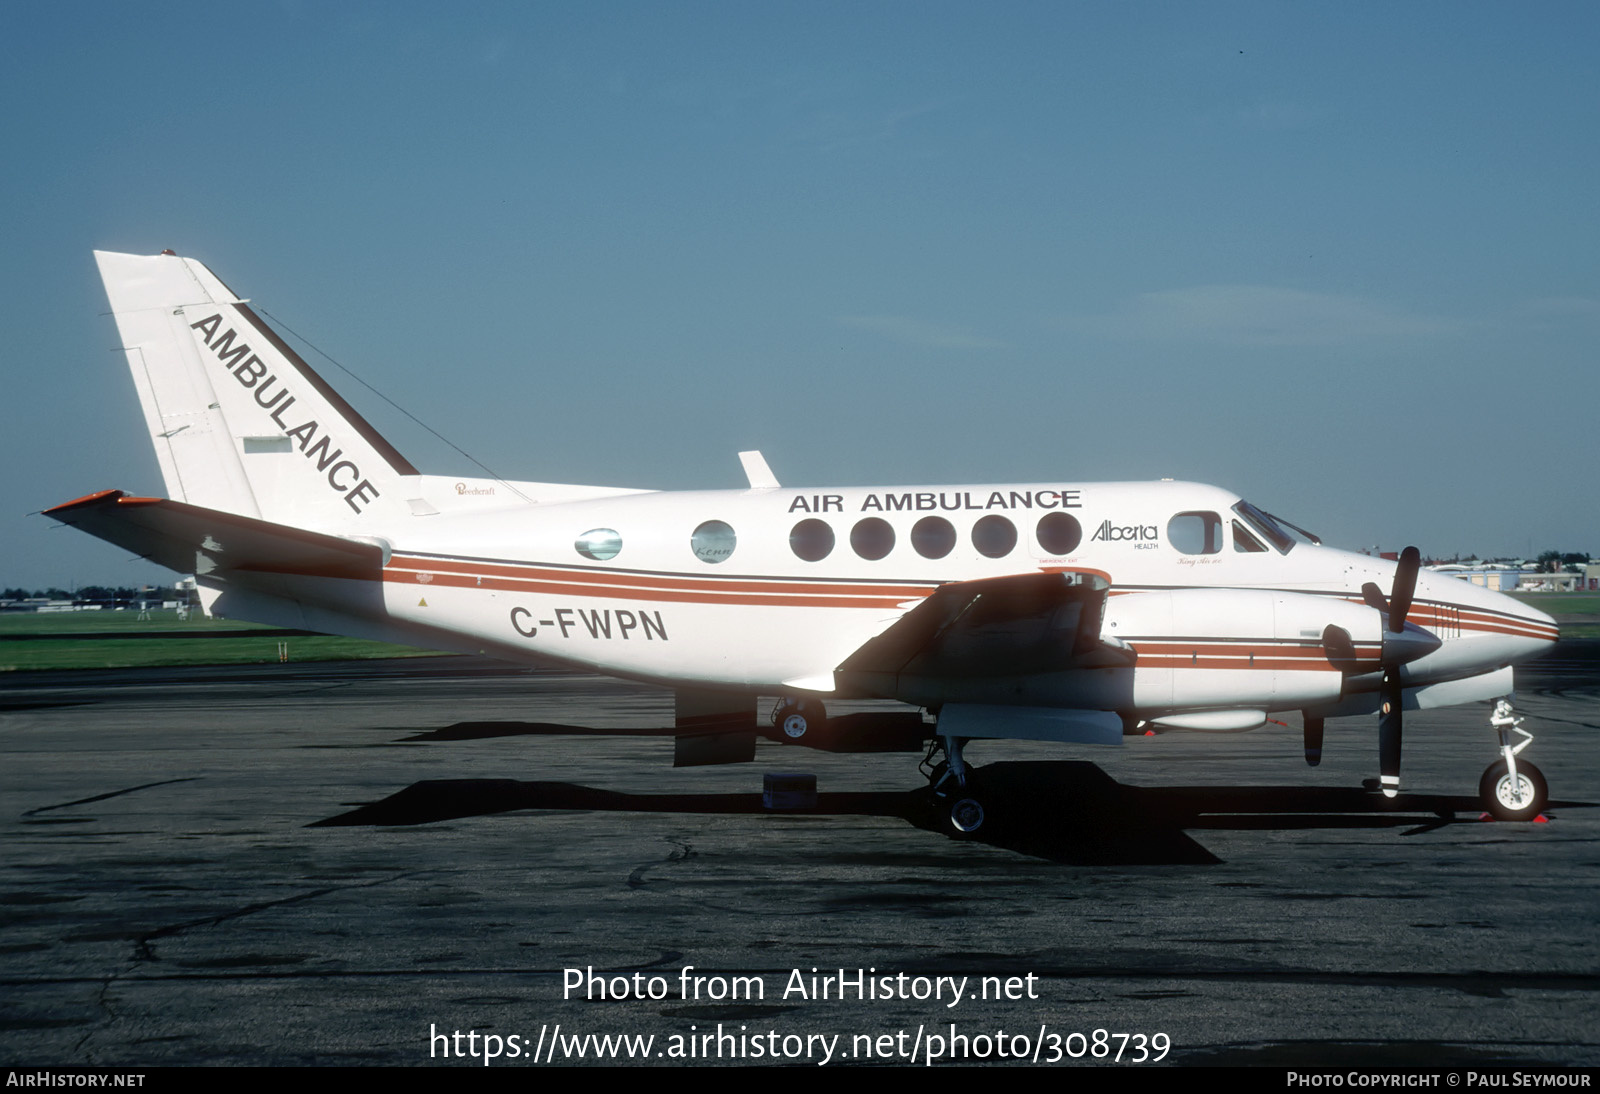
[44, 490, 164, 517]
[44, 489, 126, 516]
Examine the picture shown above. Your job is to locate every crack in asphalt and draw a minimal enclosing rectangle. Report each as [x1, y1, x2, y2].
[23, 778, 201, 816]
[627, 839, 698, 889]
[67, 870, 422, 1063]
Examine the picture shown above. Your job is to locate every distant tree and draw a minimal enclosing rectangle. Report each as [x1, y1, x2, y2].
[1536, 551, 1591, 573]
[44, 587, 71, 600]
[2, 587, 30, 600]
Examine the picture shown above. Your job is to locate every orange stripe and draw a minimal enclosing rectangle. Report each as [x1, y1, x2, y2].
[381, 569, 915, 609]
[387, 555, 1559, 639]
[1129, 640, 1380, 673]
[1408, 603, 1554, 637]
[1131, 641, 1374, 659]
[389, 555, 932, 599]
[1340, 596, 1557, 642]
[1135, 657, 1349, 672]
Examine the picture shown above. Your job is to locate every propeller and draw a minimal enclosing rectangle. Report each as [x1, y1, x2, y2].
[1370, 547, 1421, 798]
[1319, 547, 1436, 795]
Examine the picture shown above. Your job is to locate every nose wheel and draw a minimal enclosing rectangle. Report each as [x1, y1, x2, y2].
[922, 733, 987, 838]
[1480, 759, 1547, 822]
[1479, 699, 1548, 821]
[946, 794, 986, 836]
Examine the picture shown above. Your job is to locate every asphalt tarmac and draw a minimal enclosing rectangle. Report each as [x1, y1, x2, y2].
[3, 644, 1597, 1067]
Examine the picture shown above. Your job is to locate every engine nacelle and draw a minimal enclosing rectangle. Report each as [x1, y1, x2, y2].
[1103, 588, 1382, 714]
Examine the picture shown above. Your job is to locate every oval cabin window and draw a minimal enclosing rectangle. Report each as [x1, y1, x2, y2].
[972, 515, 1017, 558]
[850, 518, 895, 561]
[575, 528, 622, 561]
[691, 520, 737, 564]
[789, 519, 834, 562]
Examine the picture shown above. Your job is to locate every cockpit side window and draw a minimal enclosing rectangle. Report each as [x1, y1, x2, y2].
[1232, 520, 1268, 553]
[1232, 500, 1295, 554]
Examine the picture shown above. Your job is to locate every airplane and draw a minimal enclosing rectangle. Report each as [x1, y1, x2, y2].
[45, 249, 1561, 837]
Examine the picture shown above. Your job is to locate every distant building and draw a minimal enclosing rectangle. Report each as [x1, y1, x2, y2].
[1430, 565, 1522, 592]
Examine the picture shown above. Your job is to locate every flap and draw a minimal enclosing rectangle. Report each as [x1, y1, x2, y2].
[837, 569, 1127, 682]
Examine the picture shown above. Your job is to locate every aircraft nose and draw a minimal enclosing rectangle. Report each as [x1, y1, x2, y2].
[1421, 570, 1560, 648]
[1480, 575, 1558, 633]
[1506, 594, 1559, 645]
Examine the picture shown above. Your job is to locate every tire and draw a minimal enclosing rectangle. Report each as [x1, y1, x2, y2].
[774, 698, 827, 744]
[1479, 759, 1548, 822]
[946, 795, 987, 838]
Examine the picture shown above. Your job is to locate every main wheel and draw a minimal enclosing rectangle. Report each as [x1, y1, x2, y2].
[1479, 759, 1547, 822]
[773, 698, 827, 744]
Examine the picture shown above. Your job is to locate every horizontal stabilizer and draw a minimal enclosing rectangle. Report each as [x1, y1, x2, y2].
[43, 489, 383, 579]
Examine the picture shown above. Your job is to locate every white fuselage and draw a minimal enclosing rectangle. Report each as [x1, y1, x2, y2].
[206, 476, 1555, 723]
[78, 250, 1556, 728]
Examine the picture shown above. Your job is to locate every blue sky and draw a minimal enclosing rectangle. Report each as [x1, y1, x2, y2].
[3, 1, 1595, 588]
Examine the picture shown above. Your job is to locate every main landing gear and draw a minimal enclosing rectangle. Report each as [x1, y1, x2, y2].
[922, 734, 986, 838]
[1480, 699, 1548, 822]
[770, 697, 828, 745]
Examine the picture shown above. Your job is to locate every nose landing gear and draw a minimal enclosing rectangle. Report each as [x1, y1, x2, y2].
[922, 734, 986, 838]
[1480, 699, 1547, 822]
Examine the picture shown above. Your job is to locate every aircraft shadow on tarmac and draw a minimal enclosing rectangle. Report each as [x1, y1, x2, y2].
[312, 752, 1589, 865]
[398, 712, 928, 752]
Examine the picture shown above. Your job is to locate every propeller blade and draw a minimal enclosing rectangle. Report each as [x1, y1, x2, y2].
[1321, 624, 1360, 674]
[1304, 714, 1324, 767]
[1389, 546, 1420, 634]
[1361, 582, 1388, 614]
[1378, 668, 1403, 798]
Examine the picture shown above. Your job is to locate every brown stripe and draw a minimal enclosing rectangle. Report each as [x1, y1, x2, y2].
[389, 555, 933, 598]
[1135, 658, 1349, 672]
[380, 569, 911, 609]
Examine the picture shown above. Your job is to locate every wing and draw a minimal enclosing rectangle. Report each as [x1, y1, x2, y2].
[43, 490, 384, 580]
[835, 570, 1133, 700]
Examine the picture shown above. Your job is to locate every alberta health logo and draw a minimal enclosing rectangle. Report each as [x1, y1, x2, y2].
[1092, 520, 1160, 549]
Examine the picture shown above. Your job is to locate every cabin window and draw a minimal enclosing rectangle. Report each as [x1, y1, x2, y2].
[912, 516, 956, 559]
[972, 514, 1018, 558]
[789, 519, 835, 562]
[850, 518, 895, 561]
[691, 520, 737, 564]
[1168, 511, 1223, 555]
[1035, 512, 1082, 556]
[575, 528, 622, 561]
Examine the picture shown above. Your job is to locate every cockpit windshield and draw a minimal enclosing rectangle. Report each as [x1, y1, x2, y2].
[1231, 500, 1313, 554]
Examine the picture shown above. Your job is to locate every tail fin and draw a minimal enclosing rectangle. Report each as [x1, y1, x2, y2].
[94, 250, 418, 530]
